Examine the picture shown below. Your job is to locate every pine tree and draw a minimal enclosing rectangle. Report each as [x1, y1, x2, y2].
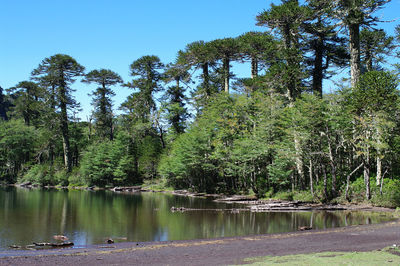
[257, 0, 310, 102]
[0, 86, 8, 120]
[181, 41, 218, 100]
[334, 0, 390, 87]
[360, 29, 395, 72]
[82, 69, 122, 140]
[7, 81, 43, 126]
[209, 38, 241, 94]
[31, 54, 85, 172]
[303, 0, 349, 96]
[162, 62, 190, 136]
[123, 55, 164, 124]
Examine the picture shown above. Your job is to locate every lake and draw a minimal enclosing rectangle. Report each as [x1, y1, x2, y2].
[0, 187, 395, 251]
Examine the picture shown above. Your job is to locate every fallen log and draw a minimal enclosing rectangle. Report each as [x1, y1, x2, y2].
[33, 242, 74, 247]
[298, 226, 312, 231]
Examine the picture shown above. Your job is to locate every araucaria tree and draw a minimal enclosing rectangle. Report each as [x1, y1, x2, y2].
[82, 69, 122, 140]
[32, 54, 85, 173]
[123, 55, 164, 123]
[334, 0, 390, 87]
[7, 81, 43, 126]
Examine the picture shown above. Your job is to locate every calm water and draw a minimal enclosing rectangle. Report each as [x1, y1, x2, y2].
[0, 187, 395, 250]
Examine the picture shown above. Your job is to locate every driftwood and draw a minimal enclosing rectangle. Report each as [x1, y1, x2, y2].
[250, 200, 348, 212]
[170, 206, 248, 213]
[298, 226, 313, 231]
[112, 186, 142, 192]
[33, 242, 74, 247]
[214, 195, 258, 202]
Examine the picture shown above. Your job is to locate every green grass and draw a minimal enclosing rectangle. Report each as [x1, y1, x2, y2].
[243, 249, 400, 265]
[142, 178, 174, 192]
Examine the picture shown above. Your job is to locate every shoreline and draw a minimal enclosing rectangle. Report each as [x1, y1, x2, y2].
[1, 220, 400, 265]
[4, 183, 395, 213]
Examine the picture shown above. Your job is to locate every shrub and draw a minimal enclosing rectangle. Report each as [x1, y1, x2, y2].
[272, 191, 294, 201]
[293, 191, 314, 202]
[23, 164, 54, 186]
[371, 179, 400, 208]
[347, 176, 400, 208]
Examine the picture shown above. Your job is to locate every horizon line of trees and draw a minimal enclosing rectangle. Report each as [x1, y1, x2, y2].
[2, 0, 400, 206]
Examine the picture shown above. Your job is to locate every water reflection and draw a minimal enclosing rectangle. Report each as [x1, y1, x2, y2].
[0, 187, 395, 250]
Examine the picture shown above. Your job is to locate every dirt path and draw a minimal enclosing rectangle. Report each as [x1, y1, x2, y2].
[1, 220, 400, 265]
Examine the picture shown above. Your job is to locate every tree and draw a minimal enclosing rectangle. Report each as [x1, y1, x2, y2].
[238, 32, 277, 79]
[210, 38, 241, 94]
[162, 62, 190, 136]
[0, 120, 36, 183]
[346, 71, 399, 199]
[0, 86, 7, 121]
[82, 69, 123, 140]
[256, 0, 310, 102]
[360, 29, 395, 72]
[334, 0, 390, 87]
[7, 81, 43, 126]
[123, 55, 164, 123]
[303, 0, 349, 96]
[181, 41, 218, 101]
[31, 54, 85, 173]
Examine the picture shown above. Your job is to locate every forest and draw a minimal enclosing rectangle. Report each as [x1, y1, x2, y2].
[2, 0, 400, 207]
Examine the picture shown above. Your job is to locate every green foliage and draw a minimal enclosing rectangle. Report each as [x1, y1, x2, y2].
[272, 191, 294, 201]
[83, 69, 122, 140]
[20, 162, 69, 186]
[371, 179, 400, 208]
[292, 190, 314, 202]
[80, 141, 115, 187]
[0, 120, 36, 183]
[348, 177, 400, 207]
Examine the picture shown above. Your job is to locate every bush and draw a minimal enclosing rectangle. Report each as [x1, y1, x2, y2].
[22, 163, 69, 186]
[68, 167, 85, 187]
[272, 191, 294, 201]
[347, 176, 367, 203]
[371, 179, 400, 208]
[23, 164, 53, 186]
[293, 191, 314, 202]
[347, 176, 400, 208]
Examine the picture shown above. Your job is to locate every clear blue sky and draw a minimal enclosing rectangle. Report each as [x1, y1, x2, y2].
[1, 0, 400, 120]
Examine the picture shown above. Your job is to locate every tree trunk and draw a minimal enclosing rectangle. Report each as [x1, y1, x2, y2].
[345, 162, 363, 201]
[312, 36, 324, 97]
[328, 141, 337, 197]
[376, 155, 382, 186]
[365, 45, 373, 72]
[349, 23, 361, 87]
[309, 159, 314, 197]
[294, 132, 304, 189]
[223, 57, 230, 93]
[251, 56, 258, 79]
[202, 63, 210, 96]
[176, 77, 180, 90]
[59, 86, 72, 173]
[49, 85, 56, 165]
[376, 133, 382, 186]
[364, 155, 370, 200]
[322, 164, 328, 201]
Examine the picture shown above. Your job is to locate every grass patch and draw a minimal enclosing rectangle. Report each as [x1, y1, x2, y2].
[142, 178, 174, 192]
[243, 249, 400, 265]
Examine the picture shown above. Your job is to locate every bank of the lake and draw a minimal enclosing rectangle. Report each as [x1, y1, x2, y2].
[1, 219, 400, 265]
